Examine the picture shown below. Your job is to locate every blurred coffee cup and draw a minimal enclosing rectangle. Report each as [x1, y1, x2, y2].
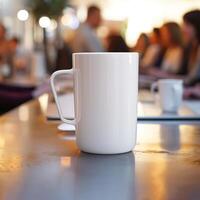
[151, 79, 183, 112]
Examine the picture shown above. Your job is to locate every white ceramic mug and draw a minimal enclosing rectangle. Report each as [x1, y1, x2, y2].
[50, 53, 139, 154]
[151, 79, 183, 112]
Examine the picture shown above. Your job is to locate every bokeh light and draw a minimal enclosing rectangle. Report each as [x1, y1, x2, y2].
[39, 16, 51, 28]
[61, 7, 79, 29]
[17, 9, 29, 21]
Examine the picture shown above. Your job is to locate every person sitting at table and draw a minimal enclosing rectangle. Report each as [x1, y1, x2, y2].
[10, 37, 34, 77]
[0, 23, 9, 78]
[184, 83, 200, 99]
[146, 22, 183, 78]
[0, 23, 7, 57]
[6, 37, 21, 76]
[141, 28, 162, 69]
[181, 10, 200, 98]
[132, 33, 149, 58]
[72, 5, 104, 52]
[55, 40, 72, 70]
[106, 32, 130, 52]
[182, 10, 200, 86]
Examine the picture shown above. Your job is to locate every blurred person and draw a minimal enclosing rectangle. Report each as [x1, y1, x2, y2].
[5, 37, 20, 77]
[7, 37, 20, 58]
[182, 10, 200, 86]
[8, 37, 25, 73]
[0, 23, 6, 39]
[132, 33, 149, 58]
[0, 35, 25, 78]
[0, 36, 34, 113]
[160, 22, 183, 73]
[55, 41, 72, 70]
[184, 83, 200, 99]
[8, 37, 33, 77]
[0, 23, 9, 78]
[72, 5, 104, 52]
[141, 28, 162, 69]
[54, 30, 75, 71]
[106, 33, 129, 52]
[0, 23, 7, 56]
[147, 22, 183, 77]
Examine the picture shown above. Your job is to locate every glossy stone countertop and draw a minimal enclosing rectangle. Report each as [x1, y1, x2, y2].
[0, 94, 200, 200]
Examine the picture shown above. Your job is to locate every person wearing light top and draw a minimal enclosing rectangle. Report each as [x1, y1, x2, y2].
[161, 46, 183, 74]
[160, 22, 183, 74]
[72, 5, 104, 53]
[146, 22, 183, 78]
[141, 28, 161, 68]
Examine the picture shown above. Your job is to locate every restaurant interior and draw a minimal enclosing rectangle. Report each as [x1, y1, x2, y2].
[0, 0, 200, 199]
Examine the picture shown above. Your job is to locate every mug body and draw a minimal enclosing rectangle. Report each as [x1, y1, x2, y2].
[73, 53, 139, 154]
[158, 79, 183, 112]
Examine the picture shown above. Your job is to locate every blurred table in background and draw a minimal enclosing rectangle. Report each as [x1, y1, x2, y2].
[0, 95, 200, 200]
[0, 75, 46, 88]
[3, 77, 38, 88]
[0, 75, 47, 114]
[46, 89, 200, 121]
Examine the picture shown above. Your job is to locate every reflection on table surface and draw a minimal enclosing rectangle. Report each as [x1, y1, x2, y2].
[0, 95, 200, 200]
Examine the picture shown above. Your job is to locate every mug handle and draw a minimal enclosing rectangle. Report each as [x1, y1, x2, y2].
[151, 82, 158, 102]
[50, 69, 77, 125]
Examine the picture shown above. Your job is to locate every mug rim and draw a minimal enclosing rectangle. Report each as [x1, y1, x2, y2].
[73, 52, 139, 56]
[158, 79, 183, 84]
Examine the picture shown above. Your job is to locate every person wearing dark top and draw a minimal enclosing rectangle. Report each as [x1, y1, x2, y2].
[182, 10, 200, 98]
[106, 33, 129, 52]
[182, 10, 200, 86]
[55, 42, 72, 70]
[0, 23, 7, 58]
[0, 23, 8, 79]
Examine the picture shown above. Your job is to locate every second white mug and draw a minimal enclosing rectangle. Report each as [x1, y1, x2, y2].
[151, 79, 183, 112]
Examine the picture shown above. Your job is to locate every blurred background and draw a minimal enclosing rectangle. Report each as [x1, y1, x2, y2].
[1, 0, 200, 113]
[1, 0, 200, 46]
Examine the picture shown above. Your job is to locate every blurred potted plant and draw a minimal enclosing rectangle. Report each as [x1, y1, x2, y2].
[28, 0, 67, 73]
